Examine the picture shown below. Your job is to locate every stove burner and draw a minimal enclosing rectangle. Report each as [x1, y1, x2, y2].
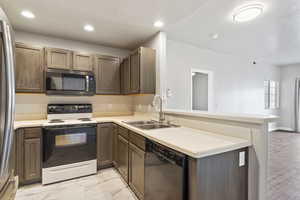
[78, 118, 92, 122]
[49, 119, 65, 123]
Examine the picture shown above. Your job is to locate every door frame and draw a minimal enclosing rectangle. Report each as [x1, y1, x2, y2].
[190, 68, 214, 112]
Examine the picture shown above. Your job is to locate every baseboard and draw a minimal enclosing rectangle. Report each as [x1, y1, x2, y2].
[271, 127, 294, 132]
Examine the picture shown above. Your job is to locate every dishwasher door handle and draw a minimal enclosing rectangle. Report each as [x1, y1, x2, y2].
[152, 150, 177, 165]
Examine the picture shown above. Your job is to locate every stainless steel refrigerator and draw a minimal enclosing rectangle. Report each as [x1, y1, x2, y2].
[0, 7, 16, 199]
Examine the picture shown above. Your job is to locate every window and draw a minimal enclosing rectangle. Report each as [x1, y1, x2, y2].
[264, 80, 280, 109]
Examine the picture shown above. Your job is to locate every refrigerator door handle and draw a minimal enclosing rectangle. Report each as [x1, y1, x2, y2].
[0, 20, 15, 176]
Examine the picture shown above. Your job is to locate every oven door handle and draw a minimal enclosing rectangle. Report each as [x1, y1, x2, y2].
[44, 125, 96, 131]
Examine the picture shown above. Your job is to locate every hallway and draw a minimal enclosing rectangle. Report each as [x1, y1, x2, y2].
[268, 131, 300, 200]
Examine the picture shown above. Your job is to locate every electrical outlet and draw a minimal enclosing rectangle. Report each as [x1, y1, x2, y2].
[239, 151, 245, 167]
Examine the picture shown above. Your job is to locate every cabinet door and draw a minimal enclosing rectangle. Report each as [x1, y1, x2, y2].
[94, 55, 120, 94]
[97, 123, 113, 168]
[112, 124, 118, 167]
[121, 57, 131, 94]
[129, 143, 145, 200]
[15, 43, 44, 93]
[130, 50, 140, 93]
[45, 48, 72, 70]
[117, 135, 129, 182]
[73, 52, 93, 71]
[24, 138, 41, 182]
[139, 47, 156, 94]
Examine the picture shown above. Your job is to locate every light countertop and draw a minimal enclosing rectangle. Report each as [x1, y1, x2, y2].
[14, 115, 251, 159]
[165, 109, 278, 124]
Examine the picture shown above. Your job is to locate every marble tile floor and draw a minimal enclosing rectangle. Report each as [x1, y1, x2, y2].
[15, 168, 138, 200]
[268, 131, 300, 200]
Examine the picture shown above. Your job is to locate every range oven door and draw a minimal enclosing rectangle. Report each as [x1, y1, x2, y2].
[46, 69, 95, 96]
[43, 124, 97, 169]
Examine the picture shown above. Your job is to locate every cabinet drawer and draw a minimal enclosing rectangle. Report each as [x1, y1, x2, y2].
[118, 126, 129, 139]
[24, 128, 42, 139]
[129, 132, 145, 151]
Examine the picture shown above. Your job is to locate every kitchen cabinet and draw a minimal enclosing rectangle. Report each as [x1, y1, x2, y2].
[189, 148, 248, 200]
[112, 124, 118, 167]
[97, 123, 113, 168]
[73, 52, 94, 71]
[120, 57, 131, 94]
[130, 50, 140, 94]
[15, 43, 44, 93]
[94, 55, 121, 94]
[128, 131, 146, 200]
[129, 142, 145, 200]
[117, 134, 129, 183]
[15, 128, 42, 185]
[45, 47, 72, 70]
[129, 47, 156, 94]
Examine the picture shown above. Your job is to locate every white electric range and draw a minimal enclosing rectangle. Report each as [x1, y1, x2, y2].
[42, 104, 97, 185]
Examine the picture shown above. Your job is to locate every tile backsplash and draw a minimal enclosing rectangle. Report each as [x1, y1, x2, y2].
[15, 94, 134, 120]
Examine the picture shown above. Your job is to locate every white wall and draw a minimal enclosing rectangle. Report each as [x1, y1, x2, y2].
[14, 31, 133, 120]
[166, 40, 281, 117]
[279, 64, 300, 130]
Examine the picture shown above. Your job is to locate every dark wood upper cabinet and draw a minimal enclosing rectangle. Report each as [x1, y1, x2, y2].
[94, 55, 121, 94]
[120, 57, 131, 95]
[73, 52, 94, 71]
[15, 43, 44, 93]
[97, 123, 113, 168]
[130, 50, 140, 94]
[128, 47, 156, 94]
[45, 47, 72, 70]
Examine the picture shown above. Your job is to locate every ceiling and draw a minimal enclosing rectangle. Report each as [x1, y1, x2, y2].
[1, 0, 300, 65]
[166, 0, 300, 65]
[0, 0, 207, 49]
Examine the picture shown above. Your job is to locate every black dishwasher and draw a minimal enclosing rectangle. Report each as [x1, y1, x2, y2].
[145, 140, 187, 200]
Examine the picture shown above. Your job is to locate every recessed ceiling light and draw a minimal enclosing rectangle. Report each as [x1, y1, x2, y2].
[84, 24, 95, 32]
[233, 3, 264, 22]
[154, 20, 164, 28]
[21, 10, 35, 19]
[210, 33, 219, 40]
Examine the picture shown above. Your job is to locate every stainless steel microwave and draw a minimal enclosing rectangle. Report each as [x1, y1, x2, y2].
[46, 69, 96, 96]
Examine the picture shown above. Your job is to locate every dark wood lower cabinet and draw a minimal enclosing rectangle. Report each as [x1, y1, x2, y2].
[97, 123, 114, 169]
[112, 124, 118, 167]
[189, 148, 248, 200]
[14, 124, 248, 200]
[24, 138, 41, 182]
[117, 134, 129, 183]
[129, 143, 145, 200]
[15, 128, 42, 185]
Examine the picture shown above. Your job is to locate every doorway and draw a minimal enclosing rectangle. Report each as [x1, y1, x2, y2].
[191, 69, 213, 112]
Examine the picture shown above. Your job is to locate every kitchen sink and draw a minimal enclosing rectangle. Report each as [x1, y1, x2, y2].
[124, 120, 179, 130]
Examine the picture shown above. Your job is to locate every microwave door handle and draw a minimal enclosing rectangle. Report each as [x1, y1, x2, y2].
[86, 76, 89, 92]
[0, 20, 15, 176]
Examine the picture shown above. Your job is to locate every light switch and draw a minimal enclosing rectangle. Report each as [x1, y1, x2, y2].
[239, 151, 245, 167]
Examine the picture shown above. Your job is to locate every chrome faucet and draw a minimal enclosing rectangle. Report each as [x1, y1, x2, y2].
[152, 95, 165, 123]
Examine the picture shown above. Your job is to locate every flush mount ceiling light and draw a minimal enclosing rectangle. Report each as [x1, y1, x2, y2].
[210, 33, 219, 40]
[84, 24, 95, 32]
[154, 20, 164, 28]
[21, 10, 35, 19]
[233, 3, 264, 22]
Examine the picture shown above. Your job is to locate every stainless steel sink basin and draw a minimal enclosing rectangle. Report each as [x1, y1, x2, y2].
[125, 120, 157, 126]
[124, 120, 179, 130]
